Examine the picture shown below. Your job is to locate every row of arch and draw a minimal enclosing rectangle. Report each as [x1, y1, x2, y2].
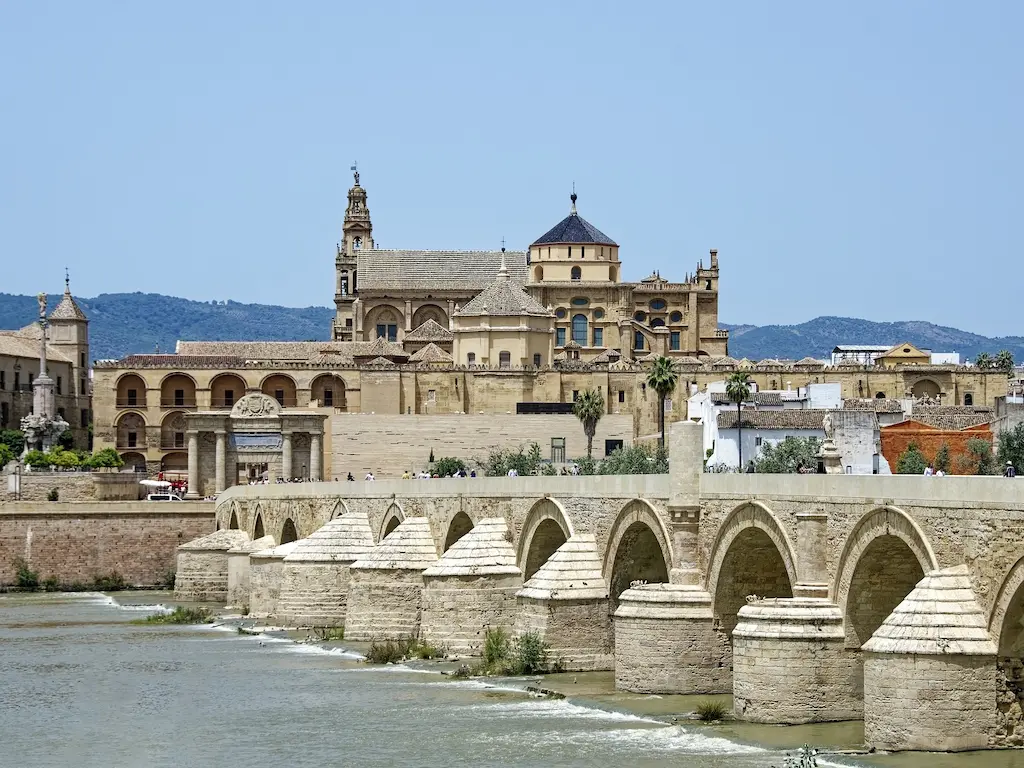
[215, 494, 1024, 657]
[116, 372, 348, 410]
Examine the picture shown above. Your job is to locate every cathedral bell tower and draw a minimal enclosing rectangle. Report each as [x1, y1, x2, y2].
[333, 166, 374, 341]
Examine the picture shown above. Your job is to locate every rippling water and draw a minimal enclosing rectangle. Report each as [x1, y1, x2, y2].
[0, 593, 1009, 768]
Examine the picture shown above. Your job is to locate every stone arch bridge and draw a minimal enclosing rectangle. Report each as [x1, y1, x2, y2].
[214, 423, 1024, 751]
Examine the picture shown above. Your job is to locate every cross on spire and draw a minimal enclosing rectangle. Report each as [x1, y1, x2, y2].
[64, 267, 70, 293]
[500, 236, 506, 252]
[570, 181, 578, 215]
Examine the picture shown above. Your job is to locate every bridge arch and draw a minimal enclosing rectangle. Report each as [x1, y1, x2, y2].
[833, 505, 937, 649]
[989, 555, 1024, 656]
[707, 501, 798, 641]
[443, 511, 474, 552]
[603, 499, 673, 608]
[518, 498, 574, 581]
[330, 499, 350, 520]
[252, 503, 265, 540]
[280, 518, 298, 544]
[379, 502, 405, 542]
[227, 500, 240, 530]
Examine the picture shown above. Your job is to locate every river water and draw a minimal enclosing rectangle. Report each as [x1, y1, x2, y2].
[0, 593, 1016, 768]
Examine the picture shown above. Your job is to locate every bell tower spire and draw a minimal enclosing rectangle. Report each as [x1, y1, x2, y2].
[334, 165, 373, 341]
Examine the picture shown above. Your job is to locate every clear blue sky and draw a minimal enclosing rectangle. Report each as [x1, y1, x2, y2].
[1, 2, 1020, 335]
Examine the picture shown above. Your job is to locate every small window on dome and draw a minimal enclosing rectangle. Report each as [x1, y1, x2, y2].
[571, 297, 589, 306]
[634, 311, 647, 322]
[669, 311, 682, 323]
[650, 299, 667, 311]
[555, 308, 567, 319]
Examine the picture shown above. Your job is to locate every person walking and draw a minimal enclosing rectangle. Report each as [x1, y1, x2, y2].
[1006, 461, 1017, 478]
[365, 471, 375, 481]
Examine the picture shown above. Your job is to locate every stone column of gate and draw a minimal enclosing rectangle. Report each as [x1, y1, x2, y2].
[185, 430, 200, 499]
[668, 420, 703, 584]
[794, 511, 829, 598]
[309, 431, 322, 481]
[281, 431, 293, 480]
[214, 430, 227, 494]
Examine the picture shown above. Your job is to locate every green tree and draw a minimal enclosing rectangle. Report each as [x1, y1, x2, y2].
[0, 443, 13, 469]
[0, 429, 25, 456]
[967, 437, 996, 475]
[725, 372, 753, 469]
[23, 450, 49, 469]
[433, 457, 467, 476]
[572, 389, 605, 459]
[975, 352, 992, 370]
[645, 357, 678, 450]
[753, 436, 821, 474]
[895, 442, 928, 475]
[994, 350, 1016, 377]
[933, 442, 951, 474]
[85, 448, 125, 469]
[596, 443, 669, 475]
[485, 443, 542, 476]
[47, 448, 80, 469]
[997, 423, 1024, 475]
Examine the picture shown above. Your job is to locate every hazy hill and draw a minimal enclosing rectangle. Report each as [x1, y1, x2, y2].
[0, 292, 333, 361]
[0, 293, 1019, 363]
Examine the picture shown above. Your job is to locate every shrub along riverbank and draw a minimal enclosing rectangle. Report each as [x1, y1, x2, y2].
[1, 558, 175, 593]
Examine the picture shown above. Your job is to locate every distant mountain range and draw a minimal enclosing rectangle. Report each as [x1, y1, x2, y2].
[0, 292, 1020, 364]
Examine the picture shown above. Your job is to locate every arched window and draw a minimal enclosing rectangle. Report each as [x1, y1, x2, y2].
[467, 352, 476, 366]
[964, 393, 974, 406]
[875, 391, 886, 399]
[570, 266, 582, 281]
[534, 265, 543, 281]
[572, 314, 588, 346]
[634, 331, 645, 350]
[353, 236, 362, 250]
[499, 351, 511, 368]
[651, 318, 665, 328]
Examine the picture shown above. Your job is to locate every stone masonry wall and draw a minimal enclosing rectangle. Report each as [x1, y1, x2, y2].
[864, 653, 997, 751]
[419, 574, 522, 654]
[614, 613, 730, 694]
[248, 556, 285, 618]
[344, 568, 425, 640]
[517, 598, 613, 672]
[275, 561, 355, 628]
[3, 472, 96, 503]
[0, 502, 213, 586]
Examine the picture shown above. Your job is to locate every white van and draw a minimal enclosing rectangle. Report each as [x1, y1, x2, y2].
[146, 493, 183, 502]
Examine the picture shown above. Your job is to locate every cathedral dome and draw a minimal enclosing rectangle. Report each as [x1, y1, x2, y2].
[531, 193, 617, 246]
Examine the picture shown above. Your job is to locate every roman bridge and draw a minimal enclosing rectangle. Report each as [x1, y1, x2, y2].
[212, 423, 1024, 751]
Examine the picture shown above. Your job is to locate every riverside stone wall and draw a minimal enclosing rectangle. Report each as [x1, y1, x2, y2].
[0, 501, 213, 586]
[420, 573, 522, 654]
[344, 568, 426, 640]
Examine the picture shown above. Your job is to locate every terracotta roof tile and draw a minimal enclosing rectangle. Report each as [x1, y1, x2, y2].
[356, 250, 528, 291]
[404, 319, 453, 343]
[717, 409, 828, 430]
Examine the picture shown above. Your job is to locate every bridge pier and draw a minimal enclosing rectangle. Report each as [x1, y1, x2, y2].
[732, 597, 860, 723]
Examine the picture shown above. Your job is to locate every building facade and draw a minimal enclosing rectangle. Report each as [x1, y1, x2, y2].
[0, 281, 91, 448]
[90, 173, 1009, 484]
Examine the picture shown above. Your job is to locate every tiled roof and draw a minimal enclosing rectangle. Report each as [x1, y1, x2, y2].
[118, 354, 248, 369]
[753, 392, 783, 406]
[896, 412, 993, 431]
[711, 356, 739, 368]
[357, 336, 409, 359]
[176, 340, 359, 360]
[531, 206, 617, 246]
[517, 534, 607, 600]
[562, 338, 582, 350]
[717, 409, 829, 430]
[589, 348, 622, 364]
[350, 517, 438, 571]
[0, 333, 73, 364]
[178, 529, 250, 552]
[307, 349, 356, 366]
[365, 356, 397, 367]
[675, 356, 704, 366]
[356, 250, 528, 290]
[843, 398, 904, 413]
[455, 275, 553, 318]
[48, 290, 88, 321]
[409, 343, 453, 363]
[227, 535, 278, 554]
[283, 512, 375, 563]
[755, 359, 785, 368]
[422, 518, 520, 577]
[862, 565, 996, 656]
[404, 319, 453, 343]
[794, 356, 824, 366]
[250, 541, 300, 560]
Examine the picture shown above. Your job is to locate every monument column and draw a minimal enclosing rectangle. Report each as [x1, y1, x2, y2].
[214, 429, 227, 494]
[185, 430, 200, 499]
[309, 431, 322, 481]
[281, 431, 293, 480]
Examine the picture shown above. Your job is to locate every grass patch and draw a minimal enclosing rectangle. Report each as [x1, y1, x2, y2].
[15, 559, 39, 590]
[133, 606, 214, 625]
[476, 628, 549, 676]
[695, 699, 728, 722]
[312, 627, 345, 642]
[364, 636, 446, 664]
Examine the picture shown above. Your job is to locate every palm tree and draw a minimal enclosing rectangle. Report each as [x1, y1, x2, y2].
[726, 372, 753, 470]
[646, 357, 679, 450]
[975, 352, 992, 370]
[995, 350, 1015, 377]
[572, 389, 605, 459]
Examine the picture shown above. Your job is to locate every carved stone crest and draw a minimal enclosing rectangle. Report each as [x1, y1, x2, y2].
[230, 393, 282, 418]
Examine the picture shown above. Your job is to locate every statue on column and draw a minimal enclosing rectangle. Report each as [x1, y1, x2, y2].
[20, 289, 69, 456]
